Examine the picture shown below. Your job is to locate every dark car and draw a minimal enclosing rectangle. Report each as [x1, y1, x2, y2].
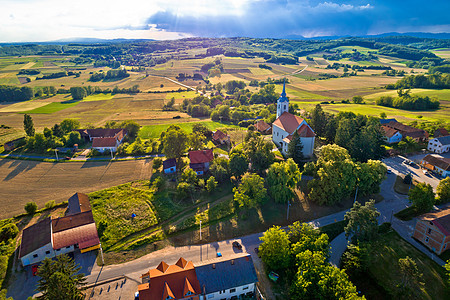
[232, 241, 242, 250]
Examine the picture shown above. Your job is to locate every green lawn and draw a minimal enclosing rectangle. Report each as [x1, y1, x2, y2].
[365, 89, 450, 101]
[82, 93, 115, 102]
[21, 100, 80, 114]
[0, 74, 20, 85]
[139, 121, 239, 139]
[165, 90, 197, 100]
[362, 230, 449, 300]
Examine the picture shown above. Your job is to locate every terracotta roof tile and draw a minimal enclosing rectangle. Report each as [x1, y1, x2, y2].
[212, 130, 228, 141]
[92, 137, 117, 148]
[189, 149, 214, 164]
[66, 192, 91, 216]
[418, 207, 450, 236]
[52, 211, 95, 233]
[381, 125, 399, 138]
[297, 123, 315, 137]
[52, 223, 100, 250]
[19, 218, 52, 258]
[272, 112, 304, 134]
[422, 155, 450, 171]
[255, 120, 271, 132]
[162, 282, 175, 300]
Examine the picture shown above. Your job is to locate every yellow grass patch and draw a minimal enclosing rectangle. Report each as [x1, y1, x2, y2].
[20, 62, 36, 69]
[249, 67, 273, 75]
[0, 100, 51, 112]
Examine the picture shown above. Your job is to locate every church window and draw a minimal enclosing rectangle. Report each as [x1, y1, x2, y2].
[284, 105, 286, 110]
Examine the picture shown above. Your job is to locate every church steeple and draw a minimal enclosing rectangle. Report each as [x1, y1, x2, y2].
[276, 78, 289, 118]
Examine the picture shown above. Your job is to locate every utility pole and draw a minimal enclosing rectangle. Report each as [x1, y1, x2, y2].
[110, 150, 114, 160]
[54, 149, 58, 161]
[99, 243, 105, 265]
[354, 186, 359, 204]
[199, 220, 202, 240]
[287, 201, 291, 220]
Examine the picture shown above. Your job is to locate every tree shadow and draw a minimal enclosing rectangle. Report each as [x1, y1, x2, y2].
[3, 159, 41, 181]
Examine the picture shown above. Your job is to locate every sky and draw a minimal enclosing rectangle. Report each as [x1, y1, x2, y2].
[0, 0, 449, 42]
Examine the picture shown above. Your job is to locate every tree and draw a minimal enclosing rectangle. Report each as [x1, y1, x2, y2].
[60, 119, 80, 134]
[266, 159, 301, 203]
[0, 223, 19, 242]
[445, 260, 450, 285]
[310, 104, 326, 137]
[23, 114, 35, 136]
[162, 125, 188, 160]
[37, 254, 86, 300]
[192, 123, 212, 138]
[398, 256, 423, 292]
[409, 183, 435, 212]
[176, 182, 195, 200]
[51, 124, 64, 138]
[340, 243, 369, 278]
[24, 202, 38, 214]
[189, 133, 205, 151]
[119, 120, 140, 138]
[380, 112, 387, 119]
[233, 173, 267, 208]
[181, 168, 198, 185]
[206, 176, 218, 193]
[209, 157, 230, 183]
[259, 226, 291, 271]
[229, 152, 248, 179]
[153, 158, 163, 171]
[352, 95, 364, 104]
[66, 131, 82, 147]
[287, 131, 304, 165]
[436, 177, 450, 204]
[344, 199, 380, 241]
[69, 87, 86, 100]
[289, 222, 329, 256]
[243, 131, 274, 174]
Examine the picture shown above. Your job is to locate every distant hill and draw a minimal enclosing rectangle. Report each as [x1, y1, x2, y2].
[0, 38, 155, 46]
[282, 32, 450, 40]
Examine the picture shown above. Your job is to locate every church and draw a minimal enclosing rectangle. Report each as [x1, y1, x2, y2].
[272, 81, 315, 157]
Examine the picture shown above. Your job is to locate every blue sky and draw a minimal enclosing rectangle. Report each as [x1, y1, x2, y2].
[0, 0, 449, 42]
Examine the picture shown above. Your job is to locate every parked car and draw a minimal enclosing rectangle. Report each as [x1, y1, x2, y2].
[386, 168, 392, 174]
[232, 241, 242, 250]
[216, 252, 222, 257]
[423, 170, 429, 175]
[32, 264, 38, 276]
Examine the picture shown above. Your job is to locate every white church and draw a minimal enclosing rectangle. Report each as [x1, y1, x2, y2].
[272, 81, 315, 157]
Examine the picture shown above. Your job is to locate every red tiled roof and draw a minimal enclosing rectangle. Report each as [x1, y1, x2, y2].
[418, 207, 450, 236]
[189, 149, 214, 164]
[255, 120, 271, 132]
[19, 218, 52, 258]
[272, 112, 304, 134]
[92, 137, 117, 148]
[381, 125, 399, 138]
[422, 155, 450, 171]
[52, 223, 100, 250]
[82, 128, 126, 139]
[385, 121, 428, 139]
[66, 192, 91, 216]
[297, 123, 315, 137]
[212, 130, 228, 141]
[52, 211, 95, 233]
[435, 128, 449, 137]
[138, 258, 201, 300]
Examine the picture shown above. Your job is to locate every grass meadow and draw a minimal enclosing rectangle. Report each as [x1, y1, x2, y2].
[139, 121, 239, 139]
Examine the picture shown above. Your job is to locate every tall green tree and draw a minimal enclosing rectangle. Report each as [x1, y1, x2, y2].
[233, 173, 267, 208]
[409, 183, 435, 212]
[162, 125, 189, 160]
[287, 131, 304, 165]
[243, 131, 274, 174]
[189, 133, 205, 151]
[119, 120, 140, 138]
[37, 255, 86, 300]
[289, 222, 329, 257]
[60, 119, 80, 134]
[344, 200, 380, 241]
[259, 226, 291, 272]
[398, 256, 423, 293]
[229, 152, 248, 179]
[23, 114, 35, 136]
[51, 123, 64, 138]
[436, 177, 450, 204]
[266, 159, 301, 203]
[310, 104, 327, 137]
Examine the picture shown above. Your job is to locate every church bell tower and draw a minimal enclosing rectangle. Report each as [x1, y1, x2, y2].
[276, 79, 289, 118]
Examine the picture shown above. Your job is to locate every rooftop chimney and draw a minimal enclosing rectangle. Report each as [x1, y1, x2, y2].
[212, 264, 215, 269]
[231, 259, 235, 265]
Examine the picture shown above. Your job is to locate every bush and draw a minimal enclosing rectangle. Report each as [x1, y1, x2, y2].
[0, 224, 19, 242]
[153, 158, 163, 170]
[177, 182, 195, 200]
[97, 220, 108, 238]
[24, 202, 38, 215]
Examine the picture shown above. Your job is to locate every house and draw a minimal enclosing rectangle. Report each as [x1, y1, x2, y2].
[379, 118, 398, 125]
[212, 130, 230, 145]
[383, 121, 429, 142]
[381, 125, 402, 144]
[137, 255, 258, 300]
[427, 135, 450, 154]
[272, 81, 315, 157]
[189, 149, 214, 175]
[255, 120, 272, 134]
[163, 158, 177, 174]
[76, 128, 127, 153]
[19, 193, 100, 266]
[420, 154, 450, 177]
[3, 137, 25, 151]
[412, 207, 450, 255]
[195, 254, 258, 300]
[138, 258, 201, 300]
[434, 128, 449, 138]
[211, 98, 222, 108]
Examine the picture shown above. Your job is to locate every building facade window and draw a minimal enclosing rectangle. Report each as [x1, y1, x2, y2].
[33, 254, 38, 258]
[427, 228, 432, 234]
[425, 237, 429, 243]
[45, 251, 50, 255]
[230, 288, 236, 293]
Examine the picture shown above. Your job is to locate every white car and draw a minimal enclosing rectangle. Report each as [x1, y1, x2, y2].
[423, 170, 429, 175]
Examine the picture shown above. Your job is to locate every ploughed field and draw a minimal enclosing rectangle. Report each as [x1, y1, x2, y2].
[0, 159, 152, 219]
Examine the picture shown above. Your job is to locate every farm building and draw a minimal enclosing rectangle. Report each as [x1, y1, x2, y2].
[381, 125, 402, 144]
[255, 120, 272, 134]
[189, 149, 214, 175]
[272, 81, 315, 157]
[434, 128, 449, 138]
[212, 130, 230, 145]
[163, 158, 177, 174]
[412, 207, 450, 255]
[383, 121, 428, 142]
[76, 128, 127, 153]
[137, 255, 258, 300]
[427, 136, 450, 154]
[18, 192, 100, 267]
[3, 137, 25, 151]
[420, 154, 450, 177]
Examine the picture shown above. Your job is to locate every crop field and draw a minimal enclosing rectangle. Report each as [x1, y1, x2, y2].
[365, 88, 450, 101]
[0, 100, 51, 113]
[82, 93, 116, 102]
[22, 100, 80, 114]
[0, 159, 153, 219]
[431, 48, 450, 59]
[139, 121, 239, 139]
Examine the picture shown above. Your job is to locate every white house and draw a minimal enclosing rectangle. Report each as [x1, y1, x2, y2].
[19, 218, 55, 266]
[195, 255, 258, 300]
[163, 158, 177, 174]
[272, 81, 315, 157]
[381, 125, 402, 144]
[421, 154, 450, 178]
[428, 136, 450, 154]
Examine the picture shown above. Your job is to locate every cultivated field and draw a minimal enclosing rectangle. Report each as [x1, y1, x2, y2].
[0, 159, 152, 219]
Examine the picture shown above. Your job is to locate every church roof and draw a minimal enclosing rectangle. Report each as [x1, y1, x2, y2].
[273, 112, 304, 134]
[297, 123, 315, 137]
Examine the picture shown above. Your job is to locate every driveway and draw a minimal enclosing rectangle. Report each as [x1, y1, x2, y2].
[382, 155, 441, 191]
